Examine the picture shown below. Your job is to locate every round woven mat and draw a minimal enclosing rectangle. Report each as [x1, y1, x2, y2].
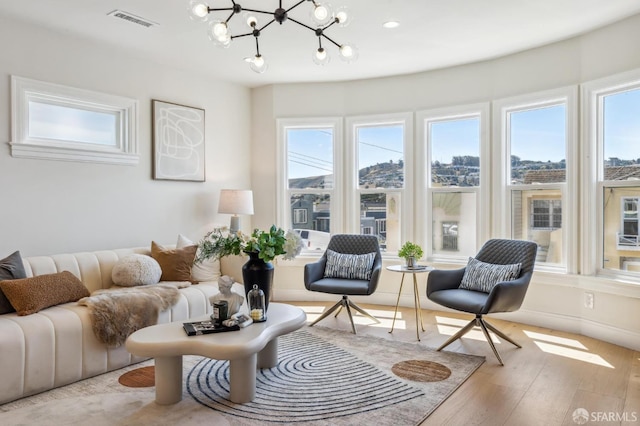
[118, 366, 155, 388]
[391, 360, 452, 382]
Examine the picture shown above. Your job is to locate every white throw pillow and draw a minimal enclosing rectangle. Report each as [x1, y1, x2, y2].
[177, 234, 221, 283]
[112, 254, 162, 287]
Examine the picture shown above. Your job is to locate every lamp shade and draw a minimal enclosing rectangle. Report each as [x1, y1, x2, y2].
[218, 189, 254, 215]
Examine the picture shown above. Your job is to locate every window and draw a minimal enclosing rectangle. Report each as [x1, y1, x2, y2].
[418, 104, 489, 261]
[11, 76, 138, 165]
[495, 87, 577, 270]
[293, 208, 308, 224]
[348, 113, 413, 253]
[278, 118, 342, 253]
[531, 199, 562, 229]
[584, 70, 640, 278]
[619, 197, 639, 249]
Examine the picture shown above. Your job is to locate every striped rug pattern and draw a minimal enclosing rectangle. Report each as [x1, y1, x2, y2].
[187, 330, 424, 423]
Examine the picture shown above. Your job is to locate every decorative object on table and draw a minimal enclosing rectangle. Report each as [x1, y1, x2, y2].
[186, 0, 357, 74]
[217, 189, 254, 234]
[211, 300, 228, 327]
[196, 225, 303, 311]
[398, 241, 424, 268]
[183, 319, 240, 336]
[152, 99, 205, 182]
[248, 284, 266, 322]
[208, 275, 244, 316]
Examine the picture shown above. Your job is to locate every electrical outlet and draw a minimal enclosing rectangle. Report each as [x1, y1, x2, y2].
[584, 292, 594, 309]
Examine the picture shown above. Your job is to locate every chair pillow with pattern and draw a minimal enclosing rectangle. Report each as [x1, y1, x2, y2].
[459, 257, 521, 293]
[323, 250, 376, 281]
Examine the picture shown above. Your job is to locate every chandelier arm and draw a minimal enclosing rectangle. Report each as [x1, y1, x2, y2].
[320, 33, 341, 48]
[255, 36, 261, 56]
[242, 8, 278, 16]
[287, 16, 318, 33]
[286, 0, 307, 13]
[224, 11, 235, 22]
[258, 19, 278, 32]
[322, 19, 338, 31]
[208, 8, 234, 12]
[231, 32, 254, 39]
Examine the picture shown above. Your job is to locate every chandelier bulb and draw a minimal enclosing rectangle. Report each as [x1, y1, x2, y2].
[338, 43, 359, 62]
[243, 12, 258, 27]
[250, 55, 268, 73]
[188, 0, 209, 22]
[312, 47, 330, 66]
[335, 6, 351, 27]
[208, 21, 232, 48]
[310, 2, 333, 25]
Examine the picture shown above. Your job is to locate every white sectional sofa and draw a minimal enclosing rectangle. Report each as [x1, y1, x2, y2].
[0, 246, 243, 405]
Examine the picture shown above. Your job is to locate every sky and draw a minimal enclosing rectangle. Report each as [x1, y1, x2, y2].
[287, 87, 640, 179]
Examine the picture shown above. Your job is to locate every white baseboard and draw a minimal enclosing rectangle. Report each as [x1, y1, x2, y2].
[273, 290, 640, 352]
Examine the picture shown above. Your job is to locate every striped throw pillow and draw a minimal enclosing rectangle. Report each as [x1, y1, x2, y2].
[459, 257, 521, 293]
[324, 250, 376, 280]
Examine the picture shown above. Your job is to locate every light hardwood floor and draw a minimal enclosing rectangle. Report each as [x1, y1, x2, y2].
[289, 301, 640, 426]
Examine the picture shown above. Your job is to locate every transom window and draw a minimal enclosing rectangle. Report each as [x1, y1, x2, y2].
[11, 76, 138, 165]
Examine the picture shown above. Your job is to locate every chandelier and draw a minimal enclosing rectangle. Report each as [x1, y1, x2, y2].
[187, 0, 357, 73]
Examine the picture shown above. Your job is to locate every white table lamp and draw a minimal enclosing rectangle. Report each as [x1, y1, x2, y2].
[218, 189, 254, 234]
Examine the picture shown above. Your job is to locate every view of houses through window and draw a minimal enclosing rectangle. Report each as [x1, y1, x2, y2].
[600, 84, 640, 272]
[279, 72, 640, 281]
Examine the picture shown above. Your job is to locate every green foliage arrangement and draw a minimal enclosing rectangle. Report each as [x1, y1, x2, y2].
[196, 225, 303, 263]
[398, 241, 424, 260]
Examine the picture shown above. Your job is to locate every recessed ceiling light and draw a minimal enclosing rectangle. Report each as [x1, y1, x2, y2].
[383, 21, 400, 29]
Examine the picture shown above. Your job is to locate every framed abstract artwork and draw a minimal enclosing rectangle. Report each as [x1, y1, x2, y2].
[152, 100, 205, 181]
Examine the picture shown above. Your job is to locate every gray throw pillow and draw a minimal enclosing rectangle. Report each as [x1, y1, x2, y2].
[324, 250, 376, 281]
[459, 257, 521, 293]
[0, 251, 28, 314]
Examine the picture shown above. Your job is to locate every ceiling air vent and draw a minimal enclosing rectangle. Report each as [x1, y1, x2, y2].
[107, 10, 158, 28]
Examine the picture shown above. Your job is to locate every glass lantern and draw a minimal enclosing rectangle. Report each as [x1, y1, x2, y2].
[248, 284, 266, 322]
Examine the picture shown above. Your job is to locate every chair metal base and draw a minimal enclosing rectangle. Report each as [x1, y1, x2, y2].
[437, 314, 521, 365]
[309, 295, 380, 334]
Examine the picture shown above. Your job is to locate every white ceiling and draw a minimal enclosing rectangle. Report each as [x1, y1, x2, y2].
[2, 0, 640, 88]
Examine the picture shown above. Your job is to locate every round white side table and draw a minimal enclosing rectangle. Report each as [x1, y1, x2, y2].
[386, 264, 434, 341]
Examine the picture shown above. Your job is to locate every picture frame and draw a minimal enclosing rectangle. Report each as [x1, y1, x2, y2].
[152, 99, 205, 181]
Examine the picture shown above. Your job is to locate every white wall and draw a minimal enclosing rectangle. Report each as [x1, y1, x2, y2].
[252, 13, 640, 350]
[0, 16, 253, 256]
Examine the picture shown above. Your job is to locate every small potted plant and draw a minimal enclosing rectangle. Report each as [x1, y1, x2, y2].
[398, 241, 424, 268]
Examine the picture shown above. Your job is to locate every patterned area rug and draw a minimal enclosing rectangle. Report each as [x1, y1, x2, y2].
[0, 326, 484, 426]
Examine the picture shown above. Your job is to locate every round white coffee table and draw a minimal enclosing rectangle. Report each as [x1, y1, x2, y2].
[126, 302, 306, 404]
[386, 264, 433, 341]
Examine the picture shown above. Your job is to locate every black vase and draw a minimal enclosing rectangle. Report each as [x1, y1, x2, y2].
[242, 251, 274, 311]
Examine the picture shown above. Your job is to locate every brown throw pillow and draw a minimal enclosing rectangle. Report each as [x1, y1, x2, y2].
[150, 241, 197, 282]
[0, 271, 90, 316]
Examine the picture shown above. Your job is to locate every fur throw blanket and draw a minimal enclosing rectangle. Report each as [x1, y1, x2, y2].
[78, 285, 181, 347]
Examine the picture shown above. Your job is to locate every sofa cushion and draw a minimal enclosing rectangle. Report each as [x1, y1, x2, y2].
[0, 251, 27, 314]
[111, 254, 162, 287]
[0, 271, 90, 315]
[151, 241, 197, 282]
[459, 257, 522, 293]
[177, 234, 221, 283]
[323, 249, 376, 281]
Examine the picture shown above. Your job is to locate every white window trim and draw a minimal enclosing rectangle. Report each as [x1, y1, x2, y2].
[345, 112, 413, 256]
[10, 76, 138, 165]
[582, 68, 640, 280]
[276, 117, 343, 252]
[493, 86, 578, 274]
[416, 103, 490, 264]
